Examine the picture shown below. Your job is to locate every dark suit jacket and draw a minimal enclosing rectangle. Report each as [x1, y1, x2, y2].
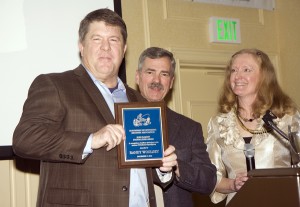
[161, 108, 217, 207]
[13, 65, 169, 207]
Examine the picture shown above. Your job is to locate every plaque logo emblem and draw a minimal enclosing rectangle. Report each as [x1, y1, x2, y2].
[133, 113, 151, 127]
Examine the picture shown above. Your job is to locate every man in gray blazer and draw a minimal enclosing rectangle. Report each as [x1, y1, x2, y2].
[135, 47, 217, 207]
[13, 9, 177, 207]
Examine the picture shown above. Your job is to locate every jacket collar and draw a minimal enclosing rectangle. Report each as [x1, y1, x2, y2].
[74, 65, 115, 124]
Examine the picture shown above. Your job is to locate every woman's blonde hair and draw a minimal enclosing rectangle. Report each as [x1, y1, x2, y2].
[218, 48, 297, 118]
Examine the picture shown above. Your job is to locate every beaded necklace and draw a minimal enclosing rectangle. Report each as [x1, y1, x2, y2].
[234, 107, 271, 135]
[238, 115, 255, 122]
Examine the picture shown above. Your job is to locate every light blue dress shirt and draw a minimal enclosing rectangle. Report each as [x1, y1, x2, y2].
[83, 67, 149, 207]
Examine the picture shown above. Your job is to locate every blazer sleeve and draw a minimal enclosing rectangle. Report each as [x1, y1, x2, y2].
[152, 168, 175, 189]
[13, 74, 90, 163]
[173, 117, 217, 195]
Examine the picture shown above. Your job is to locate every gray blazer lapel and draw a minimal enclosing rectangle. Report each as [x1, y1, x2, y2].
[74, 65, 115, 124]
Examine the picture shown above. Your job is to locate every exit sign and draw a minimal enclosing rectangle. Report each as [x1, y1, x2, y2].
[209, 17, 241, 44]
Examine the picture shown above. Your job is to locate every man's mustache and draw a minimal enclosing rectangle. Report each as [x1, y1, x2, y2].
[148, 82, 164, 90]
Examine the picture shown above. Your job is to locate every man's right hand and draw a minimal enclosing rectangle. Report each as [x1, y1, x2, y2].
[91, 124, 125, 151]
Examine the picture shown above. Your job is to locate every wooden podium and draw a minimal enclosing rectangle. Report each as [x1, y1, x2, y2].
[227, 168, 300, 207]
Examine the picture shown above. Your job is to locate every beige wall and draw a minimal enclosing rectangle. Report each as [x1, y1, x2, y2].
[122, 0, 300, 144]
[1, 0, 300, 206]
[123, 0, 300, 106]
[275, 0, 300, 105]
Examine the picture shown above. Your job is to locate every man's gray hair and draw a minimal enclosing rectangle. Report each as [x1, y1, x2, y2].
[138, 47, 176, 76]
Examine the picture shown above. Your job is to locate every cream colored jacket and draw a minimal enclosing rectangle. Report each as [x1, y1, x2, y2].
[206, 109, 299, 204]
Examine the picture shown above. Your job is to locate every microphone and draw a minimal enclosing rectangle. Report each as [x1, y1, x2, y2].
[244, 143, 255, 171]
[262, 110, 289, 140]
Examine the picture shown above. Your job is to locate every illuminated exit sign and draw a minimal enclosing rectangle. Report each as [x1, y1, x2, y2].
[209, 17, 241, 44]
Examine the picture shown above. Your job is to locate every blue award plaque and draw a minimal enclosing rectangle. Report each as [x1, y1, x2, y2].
[115, 101, 168, 168]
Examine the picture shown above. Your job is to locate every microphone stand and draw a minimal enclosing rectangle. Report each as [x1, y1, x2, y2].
[262, 110, 300, 167]
[262, 110, 289, 141]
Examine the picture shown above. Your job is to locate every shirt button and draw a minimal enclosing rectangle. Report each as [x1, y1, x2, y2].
[122, 186, 128, 191]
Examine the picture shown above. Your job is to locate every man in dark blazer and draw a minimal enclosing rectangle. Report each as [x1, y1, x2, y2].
[135, 47, 217, 207]
[13, 9, 177, 207]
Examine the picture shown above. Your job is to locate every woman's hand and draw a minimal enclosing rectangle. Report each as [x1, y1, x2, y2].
[232, 172, 248, 191]
[216, 172, 249, 194]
